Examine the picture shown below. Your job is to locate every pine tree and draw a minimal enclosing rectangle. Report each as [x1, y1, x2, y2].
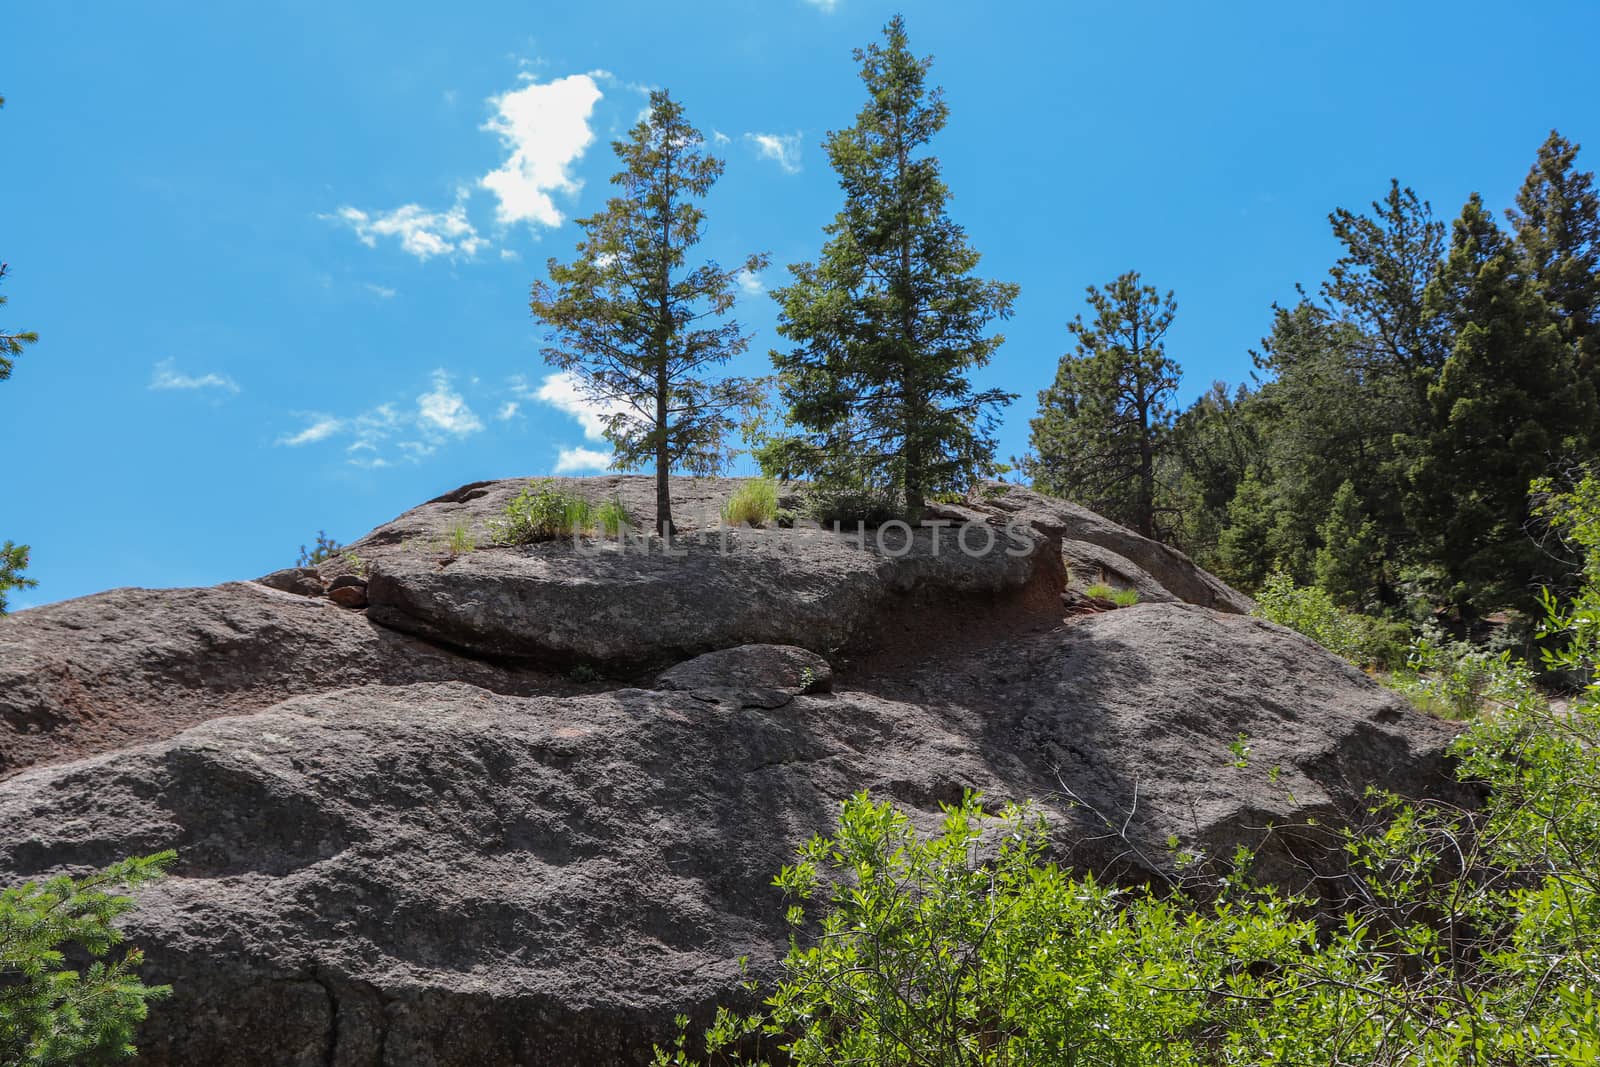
[0, 262, 37, 382]
[764, 15, 1018, 522]
[0, 852, 175, 1064]
[0, 542, 37, 615]
[1314, 480, 1382, 609]
[530, 90, 768, 535]
[1025, 272, 1180, 538]
[1408, 194, 1594, 612]
[1508, 131, 1600, 386]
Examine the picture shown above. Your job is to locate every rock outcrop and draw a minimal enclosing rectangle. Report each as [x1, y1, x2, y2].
[0, 476, 1452, 1065]
[0, 583, 561, 778]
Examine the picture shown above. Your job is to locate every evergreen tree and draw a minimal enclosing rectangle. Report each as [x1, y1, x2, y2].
[1314, 480, 1383, 609]
[764, 15, 1018, 522]
[0, 262, 37, 382]
[1508, 131, 1600, 385]
[1408, 194, 1593, 612]
[1, 852, 174, 1064]
[0, 542, 37, 615]
[1165, 381, 1260, 564]
[530, 90, 767, 535]
[1025, 272, 1180, 538]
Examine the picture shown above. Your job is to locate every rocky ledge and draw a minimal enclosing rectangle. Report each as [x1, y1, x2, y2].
[0, 477, 1455, 1065]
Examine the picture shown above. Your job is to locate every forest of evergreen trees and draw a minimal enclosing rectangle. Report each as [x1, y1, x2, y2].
[1026, 133, 1600, 633]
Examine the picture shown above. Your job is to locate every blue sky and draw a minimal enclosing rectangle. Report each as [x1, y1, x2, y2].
[2, 1, 1596, 607]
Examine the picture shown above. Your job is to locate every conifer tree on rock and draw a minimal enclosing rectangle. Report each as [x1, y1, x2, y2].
[1025, 272, 1180, 539]
[530, 90, 767, 535]
[763, 15, 1018, 523]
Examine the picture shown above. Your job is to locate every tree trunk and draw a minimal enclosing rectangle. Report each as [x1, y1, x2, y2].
[655, 370, 673, 537]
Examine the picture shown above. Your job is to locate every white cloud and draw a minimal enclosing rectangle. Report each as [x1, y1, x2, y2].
[324, 195, 486, 261]
[278, 416, 342, 447]
[803, 0, 839, 9]
[747, 132, 802, 174]
[736, 268, 764, 296]
[274, 375, 482, 466]
[416, 370, 484, 437]
[150, 358, 240, 395]
[711, 129, 731, 145]
[555, 446, 612, 473]
[365, 283, 396, 299]
[497, 401, 521, 420]
[480, 73, 603, 229]
[520, 370, 630, 441]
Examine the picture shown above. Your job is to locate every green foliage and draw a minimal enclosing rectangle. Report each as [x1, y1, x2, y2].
[595, 498, 634, 538]
[0, 540, 37, 615]
[296, 530, 343, 567]
[1405, 193, 1594, 613]
[799, 477, 902, 528]
[1389, 624, 1540, 719]
[761, 16, 1018, 522]
[1082, 582, 1139, 608]
[530, 89, 767, 535]
[493, 480, 597, 544]
[721, 480, 779, 528]
[1025, 271, 1180, 539]
[444, 521, 476, 556]
[0, 261, 39, 383]
[1253, 571, 1408, 668]
[660, 572, 1600, 1064]
[1312, 479, 1383, 609]
[1, 852, 175, 1065]
[1508, 131, 1600, 383]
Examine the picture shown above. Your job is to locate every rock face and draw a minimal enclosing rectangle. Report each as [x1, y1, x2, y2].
[0, 583, 560, 778]
[656, 643, 833, 694]
[351, 477, 1056, 670]
[972, 482, 1256, 613]
[0, 606, 1458, 1066]
[0, 477, 1452, 1065]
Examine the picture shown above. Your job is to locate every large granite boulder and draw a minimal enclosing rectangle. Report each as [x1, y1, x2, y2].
[342, 477, 1062, 669]
[0, 582, 560, 778]
[0, 605, 1460, 1066]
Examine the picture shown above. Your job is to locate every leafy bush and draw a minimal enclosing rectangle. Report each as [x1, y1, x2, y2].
[1253, 571, 1408, 669]
[1, 852, 175, 1065]
[801, 480, 902, 528]
[0, 540, 37, 614]
[296, 530, 342, 567]
[595, 497, 634, 538]
[493, 480, 596, 544]
[1388, 624, 1541, 719]
[722, 480, 780, 527]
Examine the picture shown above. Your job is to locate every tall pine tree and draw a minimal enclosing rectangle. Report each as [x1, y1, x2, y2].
[1508, 131, 1600, 389]
[1408, 194, 1593, 612]
[1025, 272, 1180, 538]
[530, 90, 767, 535]
[763, 15, 1018, 522]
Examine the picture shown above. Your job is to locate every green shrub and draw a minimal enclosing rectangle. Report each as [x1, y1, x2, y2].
[652, 498, 1600, 1067]
[1, 852, 175, 1065]
[595, 498, 634, 538]
[1387, 624, 1541, 719]
[296, 530, 342, 567]
[802, 480, 902, 527]
[493, 480, 595, 544]
[1253, 571, 1407, 669]
[722, 480, 780, 527]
